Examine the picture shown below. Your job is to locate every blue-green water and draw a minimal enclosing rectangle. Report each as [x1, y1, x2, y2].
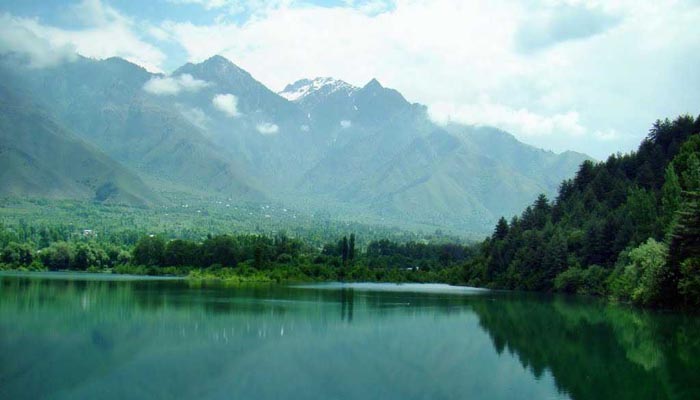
[1, 273, 699, 399]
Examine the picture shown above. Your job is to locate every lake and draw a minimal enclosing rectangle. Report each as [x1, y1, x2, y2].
[1, 272, 699, 400]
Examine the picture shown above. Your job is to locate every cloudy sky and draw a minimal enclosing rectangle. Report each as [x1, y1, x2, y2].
[1, 0, 699, 158]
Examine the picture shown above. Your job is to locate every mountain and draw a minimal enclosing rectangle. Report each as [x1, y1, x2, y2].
[0, 85, 158, 205]
[0, 54, 591, 233]
[281, 75, 591, 231]
[280, 77, 358, 106]
[0, 55, 262, 199]
[171, 56, 318, 183]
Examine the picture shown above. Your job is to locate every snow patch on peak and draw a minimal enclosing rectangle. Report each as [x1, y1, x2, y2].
[279, 77, 357, 101]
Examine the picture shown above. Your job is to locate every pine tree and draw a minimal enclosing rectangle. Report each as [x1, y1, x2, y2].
[574, 160, 596, 190]
[661, 164, 681, 229]
[681, 153, 700, 191]
[666, 191, 700, 305]
[341, 236, 349, 264]
[349, 234, 356, 261]
[493, 217, 509, 240]
[542, 230, 568, 285]
[254, 244, 264, 269]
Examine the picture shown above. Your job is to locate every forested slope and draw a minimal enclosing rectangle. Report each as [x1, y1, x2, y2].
[465, 115, 700, 307]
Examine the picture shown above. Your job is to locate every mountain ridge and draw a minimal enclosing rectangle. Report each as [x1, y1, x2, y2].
[0, 54, 592, 232]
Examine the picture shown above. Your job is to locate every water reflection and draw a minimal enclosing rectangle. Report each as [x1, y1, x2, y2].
[0, 273, 698, 400]
[340, 288, 354, 323]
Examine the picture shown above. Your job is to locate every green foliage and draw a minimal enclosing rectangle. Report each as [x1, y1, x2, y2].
[0, 222, 468, 285]
[493, 217, 509, 240]
[661, 165, 682, 229]
[469, 115, 700, 307]
[666, 191, 700, 305]
[682, 153, 700, 191]
[132, 236, 165, 267]
[1, 242, 34, 266]
[678, 257, 700, 306]
[40, 242, 75, 271]
[554, 265, 609, 296]
[164, 239, 199, 267]
[200, 235, 239, 268]
[613, 239, 669, 305]
[349, 234, 356, 261]
[74, 243, 109, 270]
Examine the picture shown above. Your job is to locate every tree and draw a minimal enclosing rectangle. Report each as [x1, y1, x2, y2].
[573, 160, 596, 190]
[625, 186, 658, 243]
[201, 235, 238, 268]
[681, 153, 700, 191]
[678, 257, 700, 306]
[668, 191, 700, 305]
[348, 234, 356, 261]
[74, 243, 102, 270]
[630, 239, 670, 306]
[341, 236, 349, 264]
[40, 242, 74, 271]
[609, 239, 669, 305]
[493, 217, 509, 240]
[133, 236, 165, 267]
[1, 242, 34, 266]
[164, 239, 199, 267]
[253, 243, 265, 269]
[661, 164, 681, 229]
[542, 230, 568, 284]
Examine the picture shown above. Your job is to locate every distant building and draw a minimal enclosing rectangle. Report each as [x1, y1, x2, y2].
[82, 229, 96, 237]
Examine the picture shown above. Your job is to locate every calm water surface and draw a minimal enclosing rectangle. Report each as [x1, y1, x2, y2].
[1, 272, 699, 400]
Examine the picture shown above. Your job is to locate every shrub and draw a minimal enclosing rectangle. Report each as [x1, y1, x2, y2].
[554, 265, 609, 295]
[554, 267, 584, 293]
[678, 257, 700, 306]
[608, 239, 669, 305]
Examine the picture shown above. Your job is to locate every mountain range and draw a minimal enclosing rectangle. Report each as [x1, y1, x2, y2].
[0, 54, 590, 233]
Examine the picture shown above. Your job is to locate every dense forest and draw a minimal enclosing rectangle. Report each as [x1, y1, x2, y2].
[464, 115, 700, 307]
[1, 115, 698, 308]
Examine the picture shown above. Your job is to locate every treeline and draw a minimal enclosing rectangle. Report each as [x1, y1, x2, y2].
[0, 227, 468, 283]
[465, 115, 700, 307]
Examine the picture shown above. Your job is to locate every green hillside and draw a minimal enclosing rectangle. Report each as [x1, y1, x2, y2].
[465, 115, 700, 307]
[0, 57, 262, 200]
[0, 86, 158, 206]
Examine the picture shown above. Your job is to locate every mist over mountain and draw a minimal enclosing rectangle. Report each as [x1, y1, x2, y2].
[0, 54, 590, 233]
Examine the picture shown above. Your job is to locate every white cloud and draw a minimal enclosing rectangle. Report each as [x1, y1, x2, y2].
[344, 0, 394, 16]
[167, 0, 288, 16]
[594, 129, 621, 142]
[160, 0, 700, 158]
[68, 0, 128, 27]
[178, 106, 211, 130]
[429, 102, 586, 138]
[168, 0, 234, 10]
[340, 120, 352, 128]
[0, 1, 166, 72]
[143, 73, 210, 95]
[256, 122, 279, 135]
[0, 14, 77, 68]
[212, 93, 240, 117]
[3, 0, 699, 158]
[147, 26, 171, 42]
